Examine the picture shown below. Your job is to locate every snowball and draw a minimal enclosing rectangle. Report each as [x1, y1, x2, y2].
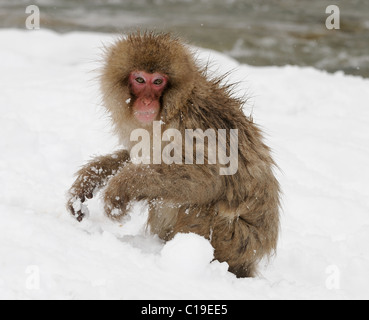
[160, 233, 214, 277]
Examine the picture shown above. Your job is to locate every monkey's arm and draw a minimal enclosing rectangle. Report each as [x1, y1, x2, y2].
[67, 149, 130, 221]
[103, 164, 224, 217]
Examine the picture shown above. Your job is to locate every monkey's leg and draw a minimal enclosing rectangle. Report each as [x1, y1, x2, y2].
[67, 149, 130, 221]
[211, 201, 279, 278]
[210, 215, 261, 277]
[103, 164, 224, 220]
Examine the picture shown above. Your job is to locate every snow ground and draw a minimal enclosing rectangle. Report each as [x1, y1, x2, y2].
[0, 29, 368, 300]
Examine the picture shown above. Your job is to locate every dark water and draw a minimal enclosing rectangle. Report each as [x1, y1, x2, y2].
[1, 0, 369, 77]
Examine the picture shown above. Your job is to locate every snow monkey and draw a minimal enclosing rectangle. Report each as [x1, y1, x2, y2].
[67, 32, 280, 278]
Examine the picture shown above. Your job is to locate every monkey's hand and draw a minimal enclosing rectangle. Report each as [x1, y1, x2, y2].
[67, 192, 90, 223]
[67, 150, 130, 222]
[103, 176, 130, 221]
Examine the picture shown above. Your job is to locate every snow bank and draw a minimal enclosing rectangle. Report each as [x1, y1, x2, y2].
[0, 29, 368, 300]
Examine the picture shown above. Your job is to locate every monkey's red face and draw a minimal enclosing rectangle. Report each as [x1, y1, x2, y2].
[129, 71, 168, 125]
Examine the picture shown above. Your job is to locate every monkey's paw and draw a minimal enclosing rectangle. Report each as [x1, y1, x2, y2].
[67, 193, 90, 222]
[103, 192, 129, 221]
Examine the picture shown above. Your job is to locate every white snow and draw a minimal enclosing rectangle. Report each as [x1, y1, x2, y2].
[1, 29, 369, 300]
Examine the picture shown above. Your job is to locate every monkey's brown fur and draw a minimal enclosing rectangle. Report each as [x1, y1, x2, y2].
[67, 32, 280, 278]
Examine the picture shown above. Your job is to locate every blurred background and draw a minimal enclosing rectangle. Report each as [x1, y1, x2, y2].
[1, 0, 368, 77]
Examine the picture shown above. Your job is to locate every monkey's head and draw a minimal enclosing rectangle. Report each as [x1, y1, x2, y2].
[101, 32, 199, 143]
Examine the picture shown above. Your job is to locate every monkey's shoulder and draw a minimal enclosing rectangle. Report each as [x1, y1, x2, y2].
[185, 86, 252, 131]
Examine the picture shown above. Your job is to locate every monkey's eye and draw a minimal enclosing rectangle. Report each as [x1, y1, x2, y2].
[135, 77, 145, 84]
[153, 79, 163, 85]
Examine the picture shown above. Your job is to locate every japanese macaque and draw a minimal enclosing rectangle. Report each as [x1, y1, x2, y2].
[67, 32, 280, 278]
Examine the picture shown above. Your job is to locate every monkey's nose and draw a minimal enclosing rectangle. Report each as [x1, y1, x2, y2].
[142, 98, 153, 106]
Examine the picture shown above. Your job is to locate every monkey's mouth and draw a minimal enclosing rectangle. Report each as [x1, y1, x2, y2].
[134, 109, 159, 124]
